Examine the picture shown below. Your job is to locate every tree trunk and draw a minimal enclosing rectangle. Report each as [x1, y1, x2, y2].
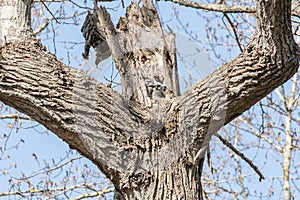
[0, 0, 32, 46]
[0, 0, 298, 199]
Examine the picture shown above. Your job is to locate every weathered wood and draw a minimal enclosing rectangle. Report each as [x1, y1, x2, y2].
[0, 0, 298, 199]
[0, 0, 33, 46]
[95, 2, 180, 105]
[81, 10, 111, 63]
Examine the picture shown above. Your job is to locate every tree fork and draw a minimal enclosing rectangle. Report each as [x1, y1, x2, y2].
[0, 0, 299, 200]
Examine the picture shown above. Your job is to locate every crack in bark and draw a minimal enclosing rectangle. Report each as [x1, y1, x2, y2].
[0, 0, 299, 199]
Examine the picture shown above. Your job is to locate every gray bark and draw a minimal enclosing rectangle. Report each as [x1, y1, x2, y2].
[0, 0, 298, 199]
[0, 0, 32, 46]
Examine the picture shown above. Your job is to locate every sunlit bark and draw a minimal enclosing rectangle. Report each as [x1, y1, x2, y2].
[0, 0, 298, 199]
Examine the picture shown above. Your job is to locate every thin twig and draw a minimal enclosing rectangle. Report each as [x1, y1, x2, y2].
[258, 101, 266, 134]
[72, 186, 114, 200]
[40, 0, 60, 24]
[33, 20, 49, 35]
[0, 184, 113, 198]
[164, 0, 256, 13]
[17, 156, 83, 180]
[165, 0, 300, 18]
[68, 0, 92, 10]
[215, 133, 265, 182]
[51, 20, 57, 55]
[223, 13, 243, 52]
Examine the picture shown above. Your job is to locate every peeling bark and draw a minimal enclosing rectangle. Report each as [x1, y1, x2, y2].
[0, 0, 299, 199]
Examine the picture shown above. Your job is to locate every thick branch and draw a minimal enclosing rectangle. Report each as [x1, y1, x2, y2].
[0, 39, 140, 186]
[169, 0, 299, 160]
[0, 0, 299, 199]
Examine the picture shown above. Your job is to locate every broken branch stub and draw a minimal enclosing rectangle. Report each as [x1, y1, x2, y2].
[81, 3, 180, 106]
[81, 10, 111, 62]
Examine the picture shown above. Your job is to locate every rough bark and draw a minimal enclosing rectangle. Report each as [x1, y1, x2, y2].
[0, 0, 32, 46]
[0, 0, 298, 199]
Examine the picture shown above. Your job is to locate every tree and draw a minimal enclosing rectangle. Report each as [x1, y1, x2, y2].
[200, 72, 300, 200]
[0, 0, 298, 199]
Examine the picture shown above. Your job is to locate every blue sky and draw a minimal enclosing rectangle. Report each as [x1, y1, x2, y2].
[0, 0, 299, 199]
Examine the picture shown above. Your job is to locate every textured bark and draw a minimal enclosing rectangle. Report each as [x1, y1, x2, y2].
[0, 0, 32, 46]
[0, 0, 299, 199]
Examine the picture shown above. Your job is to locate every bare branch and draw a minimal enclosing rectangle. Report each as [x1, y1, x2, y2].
[72, 186, 114, 200]
[214, 133, 265, 182]
[40, 0, 60, 24]
[223, 13, 243, 52]
[33, 20, 49, 35]
[164, 0, 256, 13]
[0, 184, 113, 198]
[164, 0, 300, 18]
[17, 156, 83, 181]
[237, 117, 282, 152]
[0, 114, 31, 120]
